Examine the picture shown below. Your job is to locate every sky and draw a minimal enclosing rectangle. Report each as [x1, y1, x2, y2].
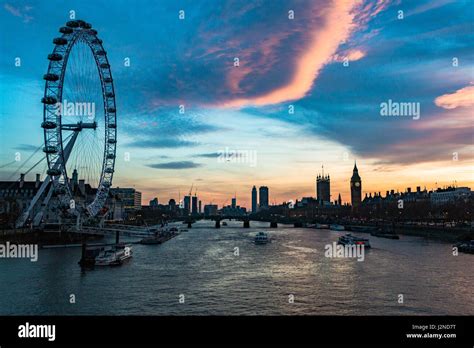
[0, 0, 473, 208]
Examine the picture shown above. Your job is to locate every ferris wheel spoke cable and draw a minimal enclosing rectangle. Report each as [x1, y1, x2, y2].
[6, 143, 45, 180]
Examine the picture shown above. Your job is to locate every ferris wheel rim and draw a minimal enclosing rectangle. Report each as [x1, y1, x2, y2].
[41, 20, 117, 218]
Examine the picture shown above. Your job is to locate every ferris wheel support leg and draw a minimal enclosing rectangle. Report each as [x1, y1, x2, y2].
[15, 131, 80, 229]
[75, 213, 81, 231]
[32, 183, 55, 227]
[16, 175, 52, 228]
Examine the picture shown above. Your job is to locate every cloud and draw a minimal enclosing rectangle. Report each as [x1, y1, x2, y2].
[14, 144, 38, 151]
[4, 3, 33, 23]
[218, 0, 362, 108]
[333, 48, 366, 62]
[147, 161, 203, 169]
[141, 0, 394, 110]
[193, 152, 220, 158]
[128, 138, 198, 149]
[434, 85, 474, 109]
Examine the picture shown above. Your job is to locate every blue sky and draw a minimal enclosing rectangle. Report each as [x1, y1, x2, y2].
[0, 0, 473, 207]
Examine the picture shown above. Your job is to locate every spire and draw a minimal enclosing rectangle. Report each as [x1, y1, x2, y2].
[351, 160, 361, 182]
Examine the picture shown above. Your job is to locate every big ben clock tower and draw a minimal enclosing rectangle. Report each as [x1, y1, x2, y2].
[350, 161, 362, 211]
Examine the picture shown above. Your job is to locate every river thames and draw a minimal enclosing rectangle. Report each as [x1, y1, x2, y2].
[0, 220, 472, 315]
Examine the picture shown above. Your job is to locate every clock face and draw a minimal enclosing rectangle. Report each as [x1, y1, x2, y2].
[355, 182, 360, 187]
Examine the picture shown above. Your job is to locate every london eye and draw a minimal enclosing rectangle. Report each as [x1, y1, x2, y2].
[16, 20, 118, 227]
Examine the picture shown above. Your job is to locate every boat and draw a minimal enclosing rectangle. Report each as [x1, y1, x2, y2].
[222, 222, 228, 226]
[330, 224, 345, 231]
[454, 240, 474, 254]
[140, 227, 180, 245]
[254, 232, 269, 245]
[337, 234, 371, 248]
[315, 223, 329, 229]
[95, 244, 133, 266]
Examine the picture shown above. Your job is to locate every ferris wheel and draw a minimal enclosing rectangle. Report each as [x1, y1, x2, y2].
[16, 20, 117, 229]
[41, 19, 117, 218]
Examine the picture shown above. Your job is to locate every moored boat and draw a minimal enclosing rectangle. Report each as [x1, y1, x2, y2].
[454, 240, 474, 254]
[140, 227, 180, 245]
[337, 234, 371, 248]
[95, 244, 133, 266]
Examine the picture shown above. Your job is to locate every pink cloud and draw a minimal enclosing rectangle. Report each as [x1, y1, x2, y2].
[217, 0, 392, 108]
[226, 32, 291, 94]
[218, 0, 362, 108]
[434, 85, 474, 109]
[333, 48, 366, 62]
[147, 0, 394, 109]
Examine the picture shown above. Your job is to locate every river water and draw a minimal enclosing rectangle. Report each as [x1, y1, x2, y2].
[0, 220, 472, 315]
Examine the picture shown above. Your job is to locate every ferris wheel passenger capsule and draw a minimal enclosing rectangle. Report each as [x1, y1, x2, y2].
[66, 20, 79, 28]
[48, 53, 63, 61]
[53, 37, 67, 45]
[41, 121, 57, 129]
[43, 146, 58, 154]
[43, 73, 59, 81]
[42, 96, 58, 104]
[59, 27, 73, 34]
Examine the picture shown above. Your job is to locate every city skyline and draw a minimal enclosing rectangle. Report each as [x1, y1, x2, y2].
[1, 0, 473, 208]
[26, 161, 468, 210]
